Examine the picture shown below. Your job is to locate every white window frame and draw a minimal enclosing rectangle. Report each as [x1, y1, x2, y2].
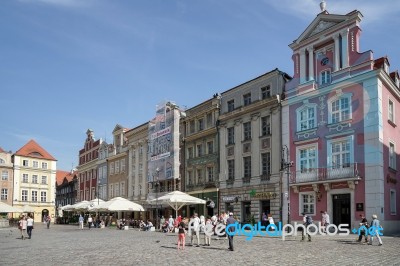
[243, 122, 252, 141]
[42, 162, 48, 169]
[33, 161, 38, 168]
[32, 191, 38, 202]
[32, 175, 38, 184]
[227, 127, 235, 145]
[243, 156, 252, 178]
[227, 99, 235, 112]
[328, 93, 352, 124]
[296, 144, 318, 173]
[23, 160, 29, 167]
[261, 152, 271, 176]
[22, 174, 29, 183]
[261, 115, 271, 136]
[41, 191, 46, 202]
[299, 192, 316, 215]
[121, 159, 126, 172]
[327, 136, 354, 169]
[110, 162, 115, 175]
[1, 188, 7, 200]
[41, 176, 47, 184]
[296, 104, 317, 131]
[390, 189, 396, 215]
[115, 161, 120, 173]
[22, 190, 28, 201]
[389, 99, 395, 124]
[389, 141, 396, 170]
[320, 69, 331, 85]
[243, 93, 251, 106]
[120, 182, 125, 196]
[1, 170, 8, 180]
[207, 166, 214, 182]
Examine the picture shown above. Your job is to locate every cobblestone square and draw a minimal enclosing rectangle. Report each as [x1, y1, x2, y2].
[1, 224, 399, 266]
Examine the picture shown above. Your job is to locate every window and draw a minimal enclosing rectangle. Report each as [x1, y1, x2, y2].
[261, 116, 271, 136]
[42, 162, 48, 169]
[227, 127, 235, 145]
[1, 189, 7, 200]
[197, 169, 203, 184]
[1, 170, 8, 180]
[389, 142, 396, 170]
[390, 190, 396, 215]
[114, 183, 119, 197]
[198, 118, 204, 131]
[261, 152, 271, 176]
[190, 121, 195, 134]
[228, 159, 235, 180]
[115, 161, 120, 173]
[32, 191, 38, 202]
[299, 147, 317, 173]
[109, 184, 114, 198]
[139, 145, 143, 156]
[227, 100, 235, 112]
[120, 182, 125, 196]
[301, 193, 315, 214]
[41, 191, 47, 202]
[243, 93, 251, 106]
[261, 86, 271, 99]
[22, 190, 28, 201]
[188, 171, 193, 186]
[330, 96, 351, 123]
[32, 161, 38, 168]
[188, 147, 194, 159]
[0, 158, 4, 164]
[207, 167, 214, 182]
[207, 113, 213, 127]
[23, 174, 28, 183]
[331, 139, 350, 168]
[32, 175, 38, 184]
[243, 122, 251, 141]
[298, 106, 316, 131]
[197, 144, 203, 157]
[121, 159, 126, 172]
[41, 176, 47, 184]
[320, 70, 331, 85]
[23, 160, 29, 167]
[110, 162, 115, 175]
[207, 141, 214, 154]
[389, 100, 395, 123]
[243, 156, 251, 178]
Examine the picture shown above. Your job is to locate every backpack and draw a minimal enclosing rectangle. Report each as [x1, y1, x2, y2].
[306, 215, 313, 225]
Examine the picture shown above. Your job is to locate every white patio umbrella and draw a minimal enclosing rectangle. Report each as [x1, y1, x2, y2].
[149, 191, 206, 218]
[87, 198, 105, 212]
[0, 202, 23, 213]
[22, 205, 35, 213]
[70, 201, 90, 211]
[94, 197, 144, 212]
[61, 204, 73, 211]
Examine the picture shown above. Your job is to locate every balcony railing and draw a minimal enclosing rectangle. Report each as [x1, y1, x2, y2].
[290, 163, 359, 184]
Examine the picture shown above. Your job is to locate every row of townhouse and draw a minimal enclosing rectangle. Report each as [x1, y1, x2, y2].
[69, 6, 400, 233]
[0, 140, 57, 223]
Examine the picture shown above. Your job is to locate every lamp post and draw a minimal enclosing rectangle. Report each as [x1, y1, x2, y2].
[98, 180, 101, 206]
[154, 168, 160, 231]
[281, 145, 293, 224]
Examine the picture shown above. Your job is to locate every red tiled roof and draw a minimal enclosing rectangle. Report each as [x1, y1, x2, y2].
[0, 147, 5, 153]
[56, 170, 70, 186]
[14, 139, 56, 161]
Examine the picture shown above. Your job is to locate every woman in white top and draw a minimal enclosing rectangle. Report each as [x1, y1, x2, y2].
[20, 216, 28, 240]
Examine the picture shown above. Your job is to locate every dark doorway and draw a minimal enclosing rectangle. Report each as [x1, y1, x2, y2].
[332, 194, 351, 227]
[242, 201, 251, 223]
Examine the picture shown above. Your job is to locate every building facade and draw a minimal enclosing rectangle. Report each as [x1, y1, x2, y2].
[218, 69, 291, 223]
[55, 170, 78, 208]
[181, 95, 220, 218]
[12, 140, 57, 222]
[283, 7, 400, 233]
[97, 141, 110, 201]
[77, 129, 101, 201]
[0, 147, 13, 208]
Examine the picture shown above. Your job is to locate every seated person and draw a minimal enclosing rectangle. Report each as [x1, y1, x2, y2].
[139, 220, 146, 231]
[146, 220, 153, 231]
[161, 221, 169, 233]
[120, 219, 126, 230]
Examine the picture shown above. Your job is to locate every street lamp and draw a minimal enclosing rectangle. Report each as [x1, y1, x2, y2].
[154, 167, 160, 231]
[98, 180, 101, 206]
[281, 145, 293, 224]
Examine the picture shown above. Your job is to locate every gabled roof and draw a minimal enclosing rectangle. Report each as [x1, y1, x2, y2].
[0, 147, 5, 153]
[290, 10, 363, 49]
[112, 124, 126, 133]
[56, 170, 70, 186]
[14, 139, 56, 161]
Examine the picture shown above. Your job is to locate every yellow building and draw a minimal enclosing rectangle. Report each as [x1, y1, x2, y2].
[13, 140, 57, 223]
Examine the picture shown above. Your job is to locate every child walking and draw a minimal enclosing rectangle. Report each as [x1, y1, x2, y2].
[177, 220, 186, 250]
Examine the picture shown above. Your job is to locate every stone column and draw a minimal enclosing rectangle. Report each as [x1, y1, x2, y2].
[307, 46, 314, 81]
[341, 29, 349, 68]
[334, 34, 340, 71]
[299, 49, 306, 84]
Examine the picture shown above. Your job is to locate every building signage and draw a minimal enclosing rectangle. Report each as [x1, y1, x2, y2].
[250, 191, 277, 199]
[222, 196, 238, 203]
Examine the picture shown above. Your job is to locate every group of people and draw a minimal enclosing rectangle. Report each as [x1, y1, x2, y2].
[357, 214, 383, 246]
[18, 215, 34, 240]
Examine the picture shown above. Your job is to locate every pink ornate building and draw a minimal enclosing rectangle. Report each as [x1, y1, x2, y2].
[282, 6, 400, 233]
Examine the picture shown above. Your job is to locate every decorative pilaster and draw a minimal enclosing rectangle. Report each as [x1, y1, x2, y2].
[341, 29, 349, 68]
[299, 48, 306, 84]
[334, 33, 340, 71]
[307, 46, 314, 81]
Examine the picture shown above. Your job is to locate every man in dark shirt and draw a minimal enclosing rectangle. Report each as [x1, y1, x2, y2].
[226, 212, 236, 251]
[357, 214, 369, 243]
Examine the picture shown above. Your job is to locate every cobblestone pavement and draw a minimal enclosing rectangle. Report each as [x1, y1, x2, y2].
[1, 224, 399, 266]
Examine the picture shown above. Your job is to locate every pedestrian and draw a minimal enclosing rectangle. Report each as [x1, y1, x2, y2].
[268, 214, 275, 230]
[88, 216, 93, 229]
[177, 220, 186, 250]
[357, 214, 369, 243]
[27, 215, 34, 239]
[46, 215, 51, 229]
[190, 213, 201, 247]
[368, 214, 383, 246]
[168, 215, 174, 233]
[301, 213, 312, 242]
[261, 212, 268, 227]
[226, 212, 236, 251]
[20, 216, 28, 240]
[79, 215, 84, 230]
[204, 216, 212, 246]
[160, 216, 165, 231]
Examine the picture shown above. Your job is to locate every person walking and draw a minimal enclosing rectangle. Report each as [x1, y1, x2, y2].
[301, 213, 312, 242]
[46, 215, 51, 229]
[88, 216, 93, 229]
[368, 214, 383, 246]
[20, 216, 28, 240]
[226, 212, 236, 251]
[357, 214, 369, 243]
[168, 215, 174, 233]
[177, 220, 186, 250]
[204, 216, 212, 246]
[27, 215, 34, 239]
[261, 212, 268, 227]
[190, 213, 201, 247]
[79, 215, 84, 230]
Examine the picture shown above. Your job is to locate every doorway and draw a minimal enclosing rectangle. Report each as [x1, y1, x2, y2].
[332, 194, 351, 227]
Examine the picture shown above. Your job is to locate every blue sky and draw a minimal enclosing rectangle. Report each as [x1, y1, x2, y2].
[1, 0, 399, 171]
